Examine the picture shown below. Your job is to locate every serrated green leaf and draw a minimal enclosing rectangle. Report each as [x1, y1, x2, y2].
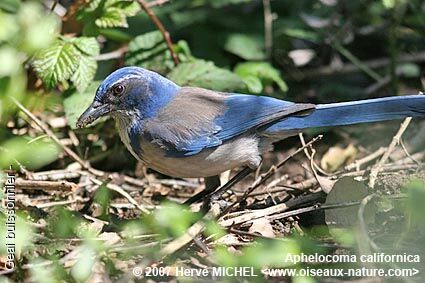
[95, 8, 127, 28]
[71, 55, 97, 92]
[32, 40, 80, 89]
[224, 33, 265, 60]
[234, 62, 288, 93]
[72, 37, 100, 56]
[79, 0, 140, 29]
[109, 0, 139, 15]
[32, 37, 99, 91]
[168, 59, 244, 91]
[69, 37, 99, 91]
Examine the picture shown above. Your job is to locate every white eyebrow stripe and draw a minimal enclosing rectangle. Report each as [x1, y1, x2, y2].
[110, 74, 142, 87]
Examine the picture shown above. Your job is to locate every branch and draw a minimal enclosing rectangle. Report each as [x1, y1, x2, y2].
[95, 46, 129, 61]
[137, 0, 179, 65]
[11, 97, 103, 177]
[15, 179, 78, 191]
[146, 0, 170, 8]
[368, 117, 412, 188]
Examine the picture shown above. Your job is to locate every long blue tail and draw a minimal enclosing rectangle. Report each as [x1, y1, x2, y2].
[266, 95, 425, 134]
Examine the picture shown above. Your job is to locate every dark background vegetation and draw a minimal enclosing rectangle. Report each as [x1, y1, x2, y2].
[0, 0, 424, 282]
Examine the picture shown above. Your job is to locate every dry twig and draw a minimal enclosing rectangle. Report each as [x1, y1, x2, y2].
[368, 117, 412, 188]
[137, 0, 179, 65]
[15, 179, 78, 191]
[12, 97, 103, 177]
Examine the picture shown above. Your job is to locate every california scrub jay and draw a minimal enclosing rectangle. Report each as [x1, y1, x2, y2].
[76, 67, 425, 202]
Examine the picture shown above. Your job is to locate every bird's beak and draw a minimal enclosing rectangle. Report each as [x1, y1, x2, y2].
[76, 101, 110, 128]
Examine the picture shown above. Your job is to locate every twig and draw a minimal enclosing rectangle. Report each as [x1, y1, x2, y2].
[137, 0, 179, 65]
[399, 139, 420, 165]
[11, 97, 103, 177]
[90, 178, 150, 214]
[50, 0, 59, 12]
[396, 150, 425, 165]
[15, 179, 78, 191]
[36, 198, 90, 209]
[219, 203, 288, 227]
[368, 117, 412, 188]
[32, 169, 82, 181]
[146, 0, 170, 7]
[62, 0, 87, 21]
[246, 177, 319, 196]
[299, 133, 329, 176]
[333, 42, 382, 82]
[95, 46, 129, 61]
[343, 147, 387, 172]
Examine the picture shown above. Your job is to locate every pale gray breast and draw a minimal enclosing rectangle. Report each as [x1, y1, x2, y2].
[139, 135, 263, 178]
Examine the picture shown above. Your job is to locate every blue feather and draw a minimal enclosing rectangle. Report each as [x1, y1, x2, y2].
[214, 94, 312, 141]
[266, 95, 425, 133]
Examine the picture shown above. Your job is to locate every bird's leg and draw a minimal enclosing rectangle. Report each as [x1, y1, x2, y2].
[205, 167, 253, 204]
[183, 175, 221, 205]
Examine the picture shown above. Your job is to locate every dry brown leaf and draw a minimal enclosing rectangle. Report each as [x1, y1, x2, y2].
[248, 218, 275, 238]
[316, 175, 337, 194]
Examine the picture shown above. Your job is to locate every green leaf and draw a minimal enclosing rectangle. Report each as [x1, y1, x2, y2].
[126, 31, 190, 74]
[0, 10, 18, 42]
[17, 2, 59, 53]
[240, 75, 263, 93]
[0, 136, 60, 170]
[168, 59, 244, 91]
[382, 0, 397, 9]
[397, 63, 420, 78]
[73, 37, 100, 56]
[32, 40, 80, 89]
[234, 62, 288, 93]
[224, 33, 265, 60]
[32, 37, 99, 91]
[71, 37, 99, 91]
[71, 55, 97, 92]
[280, 28, 319, 42]
[0, 0, 20, 13]
[79, 0, 139, 29]
[64, 82, 103, 129]
[95, 7, 127, 28]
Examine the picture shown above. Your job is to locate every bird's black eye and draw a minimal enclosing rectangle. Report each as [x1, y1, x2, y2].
[112, 84, 125, 96]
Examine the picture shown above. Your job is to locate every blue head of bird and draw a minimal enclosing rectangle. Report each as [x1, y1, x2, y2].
[76, 67, 179, 128]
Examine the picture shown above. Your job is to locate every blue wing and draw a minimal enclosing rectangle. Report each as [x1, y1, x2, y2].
[144, 87, 314, 156]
